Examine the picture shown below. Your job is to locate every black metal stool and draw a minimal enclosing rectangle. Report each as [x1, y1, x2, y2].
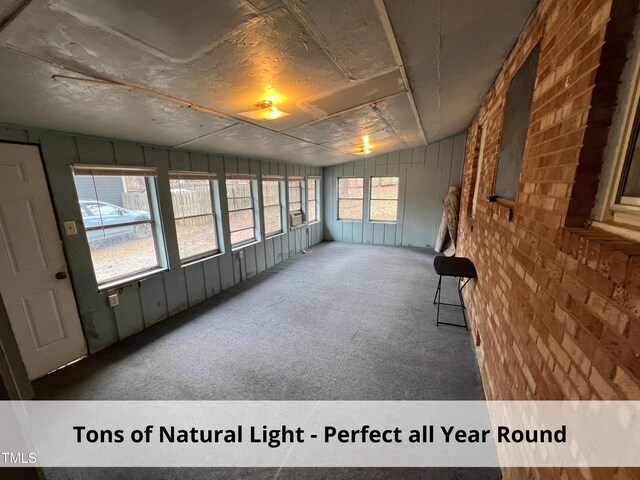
[433, 256, 477, 329]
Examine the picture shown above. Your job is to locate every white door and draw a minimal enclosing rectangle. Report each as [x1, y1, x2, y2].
[0, 142, 87, 380]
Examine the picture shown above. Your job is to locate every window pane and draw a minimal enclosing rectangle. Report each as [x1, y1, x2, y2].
[370, 200, 398, 222]
[229, 208, 255, 234]
[262, 180, 281, 207]
[308, 200, 317, 222]
[73, 173, 161, 285]
[264, 205, 282, 235]
[338, 178, 363, 199]
[87, 225, 159, 284]
[176, 215, 218, 261]
[170, 178, 218, 260]
[339, 199, 363, 220]
[226, 179, 252, 199]
[622, 132, 640, 198]
[370, 177, 399, 200]
[226, 178, 256, 246]
[170, 178, 213, 218]
[289, 180, 302, 213]
[231, 228, 255, 245]
[228, 197, 253, 210]
[308, 180, 316, 200]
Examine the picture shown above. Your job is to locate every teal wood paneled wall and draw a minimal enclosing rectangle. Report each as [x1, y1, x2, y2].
[0, 124, 323, 353]
[322, 132, 466, 247]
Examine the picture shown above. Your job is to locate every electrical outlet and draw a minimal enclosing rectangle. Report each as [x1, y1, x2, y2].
[107, 293, 119, 307]
[64, 221, 78, 236]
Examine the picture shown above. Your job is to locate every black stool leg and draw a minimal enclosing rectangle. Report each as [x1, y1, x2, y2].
[436, 276, 442, 326]
[457, 277, 469, 330]
[433, 276, 441, 305]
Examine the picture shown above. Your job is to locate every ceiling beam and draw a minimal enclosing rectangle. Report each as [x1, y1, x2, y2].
[373, 0, 427, 146]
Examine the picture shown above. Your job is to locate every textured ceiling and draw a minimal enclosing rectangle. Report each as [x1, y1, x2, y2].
[385, 0, 538, 143]
[0, 0, 537, 166]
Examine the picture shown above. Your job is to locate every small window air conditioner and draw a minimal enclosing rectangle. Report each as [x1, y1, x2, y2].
[290, 211, 304, 227]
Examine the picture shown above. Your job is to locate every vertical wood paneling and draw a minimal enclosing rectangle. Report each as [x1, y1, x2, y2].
[0, 126, 29, 142]
[190, 153, 209, 172]
[164, 269, 188, 315]
[139, 275, 168, 327]
[114, 142, 145, 166]
[76, 137, 116, 165]
[184, 263, 206, 307]
[169, 150, 190, 171]
[265, 237, 276, 268]
[202, 257, 222, 297]
[113, 284, 144, 339]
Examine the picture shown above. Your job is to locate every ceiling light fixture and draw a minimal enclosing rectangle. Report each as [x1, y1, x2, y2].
[359, 135, 372, 155]
[239, 99, 290, 121]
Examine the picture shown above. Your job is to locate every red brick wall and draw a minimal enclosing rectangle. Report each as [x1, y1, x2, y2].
[458, 0, 639, 478]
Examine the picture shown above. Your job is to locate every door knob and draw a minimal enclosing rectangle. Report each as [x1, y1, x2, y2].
[55, 271, 67, 280]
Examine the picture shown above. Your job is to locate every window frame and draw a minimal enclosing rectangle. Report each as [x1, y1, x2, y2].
[307, 176, 320, 223]
[592, 26, 640, 241]
[471, 118, 488, 218]
[368, 176, 399, 223]
[169, 171, 221, 264]
[226, 175, 259, 249]
[262, 176, 285, 238]
[72, 165, 166, 289]
[337, 176, 364, 221]
[288, 177, 304, 216]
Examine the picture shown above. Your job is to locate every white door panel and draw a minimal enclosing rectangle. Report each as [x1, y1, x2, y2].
[0, 143, 87, 380]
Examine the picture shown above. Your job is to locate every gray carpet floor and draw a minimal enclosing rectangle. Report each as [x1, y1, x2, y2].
[33, 241, 500, 479]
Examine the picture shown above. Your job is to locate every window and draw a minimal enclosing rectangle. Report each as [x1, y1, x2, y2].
[592, 25, 640, 238]
[369, 176, 399, 222]
[619, 111, 640, 206]
[471, 120, 488, 218]
[338, 177, 364, 220]
[226, 175, 257, 247]
[72, 166, 163, 286]
[493, 42, 540, 201]
[307, 176, 320, 222]
[262, 176, 284, 237]
[288, 177, 303, 214]
[603, 82, 640, 230]
[169, 172, 220, 262]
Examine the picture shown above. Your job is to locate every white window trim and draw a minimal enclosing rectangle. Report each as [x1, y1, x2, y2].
[592, 12, 640, 241]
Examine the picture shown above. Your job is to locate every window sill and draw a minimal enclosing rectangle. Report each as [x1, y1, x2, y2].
[231, 239, 260, 252]
[265, 231, 285, 240]
[99, 267, 168, 292]
[591, 220, 640, 243]
[290, 225, 306, 231]
[368, 220, 397, 225]
[337, 219, 362, 223]
[307, 220, 321, 226]
[181, 251, 224, 267]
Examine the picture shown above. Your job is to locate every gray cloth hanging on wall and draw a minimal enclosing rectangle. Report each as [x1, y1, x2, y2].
[434, 187, 460, 257]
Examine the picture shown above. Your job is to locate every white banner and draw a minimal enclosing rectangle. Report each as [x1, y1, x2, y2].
[0, 401, 638, 467]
